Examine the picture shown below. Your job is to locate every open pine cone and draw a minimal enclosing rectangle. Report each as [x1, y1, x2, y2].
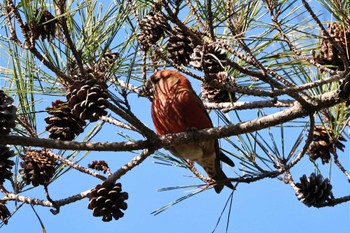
[98, 52, 119, 73]
[166, 26, 199, 66]
[202, 72, 236, 103]
[314, 22, 350, 70]
[0, 202, 10, 225]
[306, 126, 346, 164]
[88, 181, 128, 222]
[45, 100, 86, 141]
[88, 160, 110, 174]
[138, 11, 170, 51]
[295, 173, 333, 207]
[0, 90, 17, 135]
[0, 145, 14, 185]
[66, 79, 109, 122]
[190, 43, 227, 74]
[20, 150, 57, 187]
[28, 9, 58, 41]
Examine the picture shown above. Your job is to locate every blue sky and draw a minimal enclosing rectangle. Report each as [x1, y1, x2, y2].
[1, 1, 350, 233]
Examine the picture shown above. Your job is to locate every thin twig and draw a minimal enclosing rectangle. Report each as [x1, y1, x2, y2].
[206, 0, 216, 41]
[184, 0, 207, 34]
[56, 0, 85, 77]
[44, 149, 107, 180]
[100, 115, 140, 132]
[107, 102, 157, 139]
[205, 100, 295, 112]
[333, 150, 350, 182]
[108, 149, 153, 183]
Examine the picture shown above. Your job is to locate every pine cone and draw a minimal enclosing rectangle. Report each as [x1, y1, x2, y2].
[339, 75, 350, 104]
[45, 100, 86, 141]
[29, 9, 58, 40]
[88, 181, 128, 222]
[306, 126, 346, 164]
[166, 26, 199, 66]
[295, 173, 333, 207]
[190, 43, 227, 74]
[20, 150, 57, 187]
[88, 160, 110, 174]
[138, 12, 170, 51]
[0, 145, 14, 185]
[98, 52, 119, 72]
[0, 90, 17, 135]
[0, 202, 10, 225]
[314, 22, 350, 70]
[66, 79, 109, 122]
[202, 72, 236, 103]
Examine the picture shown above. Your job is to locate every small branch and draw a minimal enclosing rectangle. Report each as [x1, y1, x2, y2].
[56, 0, 85, 77]
[266, 0, 337, 75]
[100, 115, 140, 132]
[223, 45, 312, 106]
[286, 115, 315, 169]
[3, 193, 53, 207]
[3, 5, 23, 47]
[204, 100, 295, 112]
[162, 0, 204, 45]
[44, 149, 107, 180]
[1, 135, 151, 152]
[333, 150, 350, 182]
[107, 102, 157, 139]
[206, 0, 216, 41]
[185, 160, 212, 184]
[108, 149, 152, 183]
[316, 195, 350, 207]
[3, 150, 152, 209]
[184, 0, 207, 35]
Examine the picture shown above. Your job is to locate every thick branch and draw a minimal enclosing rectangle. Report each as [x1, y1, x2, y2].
[2, 91, 342, 152]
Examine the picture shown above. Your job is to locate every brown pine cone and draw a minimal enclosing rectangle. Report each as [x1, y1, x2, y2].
[0, 145, 14, 184]
[306, 126, 346, 164]
[138, 12, 170, 51]
[0, 90, 17, 135]
[314, 22, 350, 70]
[88, 181, 128, 222]
[202, 72, 236, 103]
[166, 26, 199, 66]
[28, 9, 58, 41]
[88, 160, 110, 174]
[295, 173, 333, 207]
[20, 150, 57, 187]
[66, 79, 109, 122]
[45, 100, 86, 141]
[0, 202, 10, 225]
[190, 43, 227, 74]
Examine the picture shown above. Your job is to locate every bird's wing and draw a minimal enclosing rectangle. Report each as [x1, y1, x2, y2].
[172, 89, 213, 130]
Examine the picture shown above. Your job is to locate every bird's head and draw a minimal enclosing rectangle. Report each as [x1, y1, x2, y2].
[148, 70, 192, 97]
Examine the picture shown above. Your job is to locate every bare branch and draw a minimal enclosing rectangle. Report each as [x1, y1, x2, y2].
[45, 149, 107, 180]
[2, 90, 342, 152]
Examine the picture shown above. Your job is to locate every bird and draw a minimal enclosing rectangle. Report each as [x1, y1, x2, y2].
[149, 70, 234, 193]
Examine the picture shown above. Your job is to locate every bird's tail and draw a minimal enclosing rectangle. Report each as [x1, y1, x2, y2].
[212, 163, 235, 193]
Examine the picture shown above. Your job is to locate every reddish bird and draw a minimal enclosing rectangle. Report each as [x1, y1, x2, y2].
[149, 70, 234, 193]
